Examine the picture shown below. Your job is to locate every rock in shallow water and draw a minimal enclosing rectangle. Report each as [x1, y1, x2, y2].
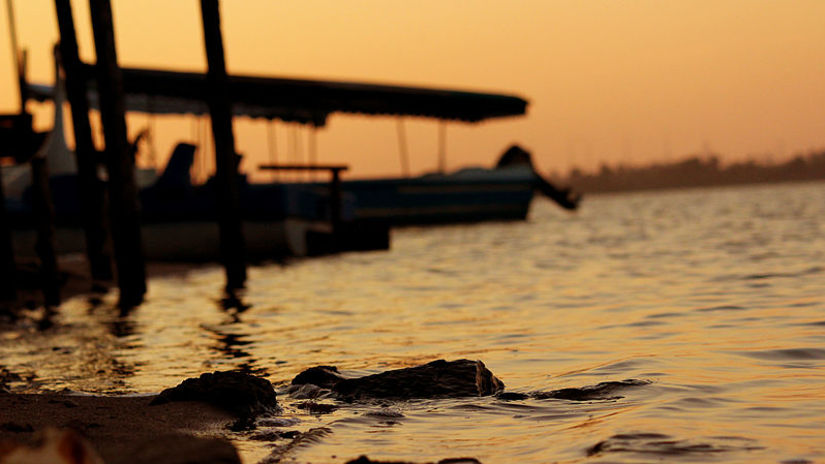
[150, 371, 278, 419]
[346, 456, 482, 464]
[290, 365, 346, 389]
[586, 432, 763, 459]
[292, 359, 504, 400]
[533, 379, 651, 401]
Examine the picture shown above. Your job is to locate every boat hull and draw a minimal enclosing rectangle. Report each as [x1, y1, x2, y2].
[340, 165, 537, 225]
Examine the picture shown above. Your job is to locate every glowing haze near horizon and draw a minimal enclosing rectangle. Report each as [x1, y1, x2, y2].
[2, 0, 824, 179]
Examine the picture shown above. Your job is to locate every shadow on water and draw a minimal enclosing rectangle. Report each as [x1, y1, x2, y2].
[220, 290, 251, 318]
[204, 290, 268, 376]
[587, 433, 764, 458]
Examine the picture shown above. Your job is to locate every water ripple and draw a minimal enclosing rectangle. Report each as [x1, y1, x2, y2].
[737, 348, 825, 361]
[587, 433, 764, 458]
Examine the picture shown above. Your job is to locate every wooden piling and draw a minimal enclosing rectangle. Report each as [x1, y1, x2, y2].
[89, 0, 146, 307]
[54, 0, 113, 283]
[0, 169, 16, 303]
[1, 0, 19, 303]
[18, 44, 62, 307]
[437, 121, 447, 174]
[30, 156, 60, 306]
[329, 167, 344, 241]
[199, 0, 247, 290]
[16, 50, 27, 115]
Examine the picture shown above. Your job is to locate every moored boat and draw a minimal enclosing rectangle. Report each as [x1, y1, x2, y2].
[7, 64, 576, 261]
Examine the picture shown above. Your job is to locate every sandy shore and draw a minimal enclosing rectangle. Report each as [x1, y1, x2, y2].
[0, 392, 241, 464]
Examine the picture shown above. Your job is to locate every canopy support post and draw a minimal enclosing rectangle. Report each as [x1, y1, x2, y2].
[2, 0, 19, 306]
[6, 0, 25, 115]
[266, 121, 278, 180]
[55, 0, 113, 284]
[396, 118, 410, 177]
[0, 158, 16, 305]
[89, 0, 147, 308]
[30, 155, 60, 307]
[437, 121, 447, 174]
[200, 0, 246, 291]
[308, 126, 317, 180]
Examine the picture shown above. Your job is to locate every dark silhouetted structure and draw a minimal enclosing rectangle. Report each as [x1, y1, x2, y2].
[89, 0, 146, 307]
[200, 0, 247, 291]
[54, 0, 112, 283]
[497, 144, 580, 210]
[29, 155, 59, 306]
[0, 162, 15, 304]
[565, 152, 825, 194]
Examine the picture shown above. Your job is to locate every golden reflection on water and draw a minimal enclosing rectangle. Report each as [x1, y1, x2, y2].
[2, 182, 825, 463]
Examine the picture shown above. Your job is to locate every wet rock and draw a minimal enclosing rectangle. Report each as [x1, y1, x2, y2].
[364, 407, 404, 418]
[292, 360, 504, 401]
[150, 371, 278, 419]
[286, 382, 329, 399]
[291, 365, 346, 389]
[533, 379, 650, 401]
[257, 417, 301, 428]
[586, 432, 763, 458]
[334, 360, 503, 400]
[249, 430, 299, 441]
[295, 401, 339, 414]
[496, 392, 529, 401]
[346, 456, 482, 464]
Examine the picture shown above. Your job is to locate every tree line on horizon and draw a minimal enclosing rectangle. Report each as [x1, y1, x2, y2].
[558, 149, 825, 193]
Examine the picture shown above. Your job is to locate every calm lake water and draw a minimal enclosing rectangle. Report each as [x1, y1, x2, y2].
[3, 182, 825, 463]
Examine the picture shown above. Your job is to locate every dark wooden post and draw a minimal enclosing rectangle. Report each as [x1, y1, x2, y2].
[89, 0, 146, 307]
[7, 0, 26, 117]
[0, 167, 15, 304]
[23, 47, 62, 306]
[437, 121, 447, 174]
[200, 0, 246, 290]
[329, 167, 344, 241]
[54, 0, 112, 283]
[1, 0, 19, 303]
[30, 156, 60, 306]
[396, 118, 410, 177]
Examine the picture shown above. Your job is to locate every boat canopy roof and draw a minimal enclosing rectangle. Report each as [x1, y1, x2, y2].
[28, 65, 528, 127]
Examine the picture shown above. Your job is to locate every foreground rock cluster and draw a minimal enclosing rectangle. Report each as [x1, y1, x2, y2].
[150, 370, 280, 430]
[291, 359, 504, 400]
[1, 359, 650, 464]
[0, 360, 498, 464]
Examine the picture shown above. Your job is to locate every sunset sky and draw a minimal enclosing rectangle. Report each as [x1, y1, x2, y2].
[2, 0, 824, 179]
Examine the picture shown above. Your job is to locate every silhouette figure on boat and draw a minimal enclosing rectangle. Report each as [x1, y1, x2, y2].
[496, 144, 581, 210]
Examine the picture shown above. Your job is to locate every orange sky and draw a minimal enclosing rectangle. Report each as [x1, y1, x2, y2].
[2, 0, 825, 179]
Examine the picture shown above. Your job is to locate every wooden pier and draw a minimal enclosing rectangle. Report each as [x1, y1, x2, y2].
[3, 0, 250, 308]
[2, 0, 526, 309]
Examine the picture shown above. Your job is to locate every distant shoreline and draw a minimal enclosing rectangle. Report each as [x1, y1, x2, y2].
[558, 151, 825, 194]
[573, 176, 825, 196]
